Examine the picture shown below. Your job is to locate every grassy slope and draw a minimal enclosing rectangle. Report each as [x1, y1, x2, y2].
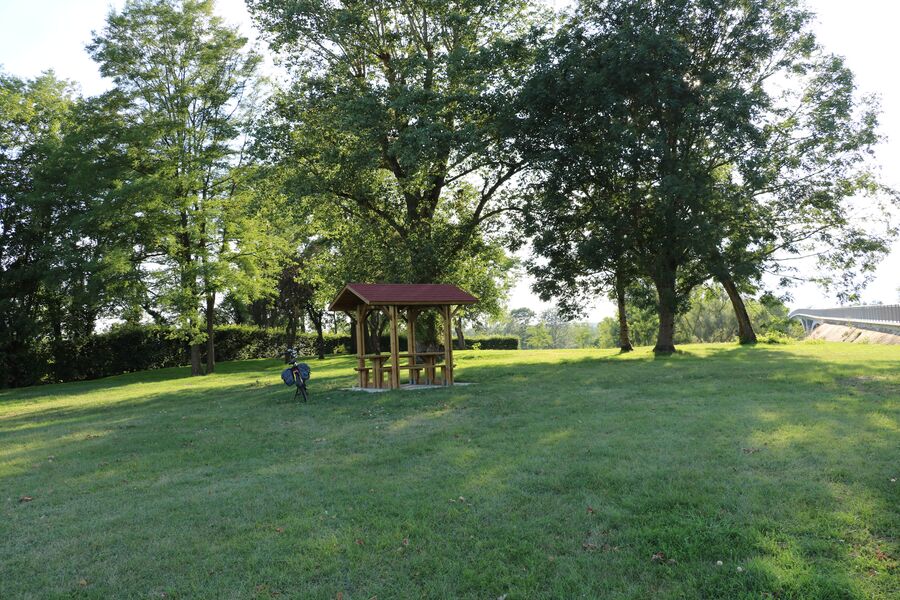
[1, 343, 898, 599]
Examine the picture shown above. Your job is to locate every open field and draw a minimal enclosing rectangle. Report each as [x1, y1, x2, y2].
[1, 343, 898, 599]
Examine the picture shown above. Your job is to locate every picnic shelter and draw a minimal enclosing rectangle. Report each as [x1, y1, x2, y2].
[329, 283, 478, 390]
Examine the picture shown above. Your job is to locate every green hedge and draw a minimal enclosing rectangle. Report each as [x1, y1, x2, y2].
[464, 336, 519, 350]
[212, 326, 350, 361]
[35, 325, 351, 386]
[6, 327, 518, 388]
[373, 335, 519, 351]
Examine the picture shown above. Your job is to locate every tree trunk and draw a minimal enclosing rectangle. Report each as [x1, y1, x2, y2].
[142, 303, 168, 325]
[286, 306, 298, 349]
[417, 311, 440, 351]
[205, 294, 215, 373]
[720, 277, 757, 344]
[366, 314, 380, 354]
[306, 304, 326, 360]
[366, 312, 391, 354]
[614, 272, 633, 352]
[653, 267, 678, 354]
[455, 317, 466, 350]
[349, 316, 359, 354]
[190, 343, 203, 376]
[315, 323, 325, 360]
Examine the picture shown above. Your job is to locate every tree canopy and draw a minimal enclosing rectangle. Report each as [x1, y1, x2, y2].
[517, 0, 895, 352]
[1, 0, 897, 386]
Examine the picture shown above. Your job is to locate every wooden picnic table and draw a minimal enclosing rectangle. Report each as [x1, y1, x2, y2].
[404, 352, 444, 385]
[358, 351, 448, 387]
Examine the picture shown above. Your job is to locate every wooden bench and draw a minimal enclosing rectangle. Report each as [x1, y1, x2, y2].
[354, 367, 371, 388]
[399, 364, 426, 384]
[417, 363, 456, 385]
[436, 364, 450, 385]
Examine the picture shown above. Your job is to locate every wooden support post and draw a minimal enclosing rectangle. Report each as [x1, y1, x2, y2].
[442, 305, 453, 385]
[356, 305, 367, 388]
[389, 305, 400, 389]
[407, 308, 418, 384]
[407, 308, 418, 356]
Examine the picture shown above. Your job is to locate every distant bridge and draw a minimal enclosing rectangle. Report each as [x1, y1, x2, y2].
[788, 304, 900, 334]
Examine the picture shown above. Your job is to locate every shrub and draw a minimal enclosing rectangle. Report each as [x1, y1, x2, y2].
[758, 331, 793, 345]
[5, 326, 516, 389]
[25, 325, 352, 387]
[374, 335, 519, 351]
[464, 336, 518, 350]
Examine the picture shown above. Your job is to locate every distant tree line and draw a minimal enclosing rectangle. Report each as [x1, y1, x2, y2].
[1, 0, 896, 387]
[478, 286, 801, 350]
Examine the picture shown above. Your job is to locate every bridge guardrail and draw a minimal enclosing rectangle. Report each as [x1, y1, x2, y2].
[788, 304, 900, 328]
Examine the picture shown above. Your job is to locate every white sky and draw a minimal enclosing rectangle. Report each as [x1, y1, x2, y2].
[1, 0, 898, 320]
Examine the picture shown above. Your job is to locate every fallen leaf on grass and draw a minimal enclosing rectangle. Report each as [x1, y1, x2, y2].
[875, 548, 891, 562]
[78, 579, 88, 587]
[587, 506, 595, 514]
[651, 551, 667, 563]
[741, 447, 762, 454]
[355, 538, 364, 545]
[401, 537, 409, 546]
[19, 495, 33, 503]
[275, 527, 284, 533]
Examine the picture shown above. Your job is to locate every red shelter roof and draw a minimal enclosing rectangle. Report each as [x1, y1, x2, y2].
[329, 283, 478, 311]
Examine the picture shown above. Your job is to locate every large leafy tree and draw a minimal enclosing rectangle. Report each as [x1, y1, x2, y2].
[520, 0, 893, 352]
[247, 0, 535, 286]
[0, 72, 75, 386]
[88, 0, 264, 374]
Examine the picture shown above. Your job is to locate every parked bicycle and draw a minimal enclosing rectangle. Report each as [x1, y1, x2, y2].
[281, 348, 311, 402]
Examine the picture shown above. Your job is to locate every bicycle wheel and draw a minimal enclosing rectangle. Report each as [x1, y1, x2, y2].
[298, 384, 308, 402]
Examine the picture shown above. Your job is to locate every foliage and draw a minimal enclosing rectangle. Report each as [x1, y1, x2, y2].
[462, 336, 519, 351]
[247, 0, 537, 285]
[597, 286, 803, 348]
[525, 323, 554, 349]
[3, 344, 898, 598]
[13, 325, 352, 386]
[518, 0, 895, 352]
[373, 335, 519, 351]
[0, 71, 79, 387]
[5, 325, 520, 387]
[87, 0, 267, 373]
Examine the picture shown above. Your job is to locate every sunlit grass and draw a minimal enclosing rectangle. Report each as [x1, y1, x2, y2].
[1, 343, 898, 598]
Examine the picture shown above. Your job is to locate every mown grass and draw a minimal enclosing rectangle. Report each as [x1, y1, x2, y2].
[1, 343, 898, 599]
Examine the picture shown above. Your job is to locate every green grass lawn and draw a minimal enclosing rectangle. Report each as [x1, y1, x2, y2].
[2, 343, 898, 599]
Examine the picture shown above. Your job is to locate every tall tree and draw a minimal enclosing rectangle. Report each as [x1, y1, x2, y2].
[520, 0, 894, 352]
[247, 0, 535, 287]
[0, 72, 74, 386]
[88, 0, 262, 374]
